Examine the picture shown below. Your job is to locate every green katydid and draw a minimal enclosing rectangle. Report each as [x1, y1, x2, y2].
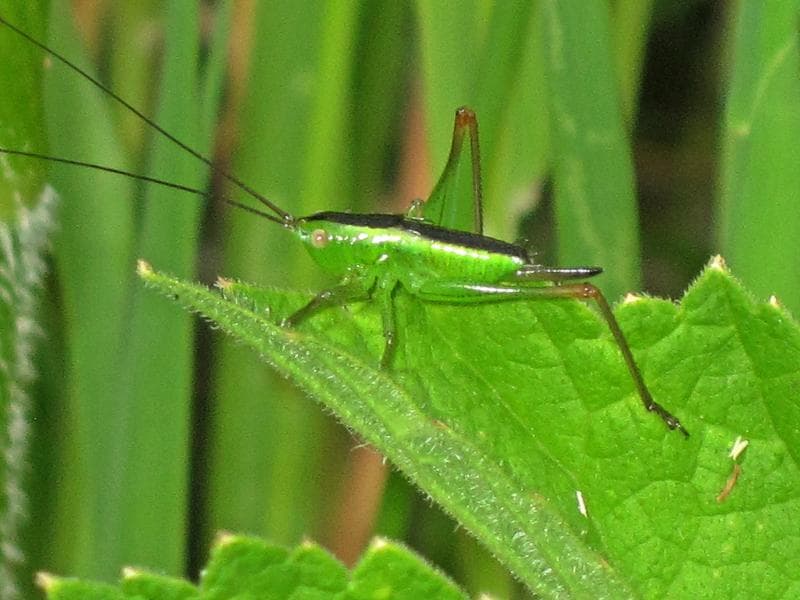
[0, 15, 687, 437]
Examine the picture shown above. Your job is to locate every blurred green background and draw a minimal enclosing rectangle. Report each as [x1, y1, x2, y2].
[0, 0, 797, 598]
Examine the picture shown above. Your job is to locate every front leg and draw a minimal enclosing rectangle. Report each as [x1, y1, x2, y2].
[282, 276, 373, 328]
[283, 273, 400, 369]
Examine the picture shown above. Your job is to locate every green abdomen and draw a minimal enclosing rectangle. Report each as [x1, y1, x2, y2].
[387, 226, 525, 287]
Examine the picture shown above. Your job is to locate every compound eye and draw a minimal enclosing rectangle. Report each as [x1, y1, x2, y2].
[311, 229, 329, 248]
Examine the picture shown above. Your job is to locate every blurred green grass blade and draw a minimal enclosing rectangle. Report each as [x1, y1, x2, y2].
[114, 2, 227, 574]
[287, 0, 359, 541]
[372, 472, 415, 540]
[0, 2, 48, 214]
[468, 0, 536, 230]
[350, 1, 413, 212]
[482, 4, 549, 242]
[200, 3, 233, 143]
[415, 5, 474, 234]
[109, 0, 161, 157]
[415, 0, 477, 171]
[208, 0, 358, 549]
[541, 0, 641, 299]
[453, 533, 516, 600]
[611, 0, 655, 126]
[718, 1, 800, 314]
[41, 2, 226, 578]
[43, 2, 138, 579]
[0, 3, 52, 597]
[298, 1, 359, 221]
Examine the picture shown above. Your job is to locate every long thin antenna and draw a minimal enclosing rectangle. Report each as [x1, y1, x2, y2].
[0, 13, 293, 224]
[0, 148, 286, 226]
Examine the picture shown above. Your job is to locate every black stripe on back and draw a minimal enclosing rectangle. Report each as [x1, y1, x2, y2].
[304, 211, 529, 261]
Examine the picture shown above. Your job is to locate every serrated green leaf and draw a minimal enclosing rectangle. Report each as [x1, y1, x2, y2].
[139, 256, 800, 598]
[40, 575, 127, 600]
[199, 536, 350, 598]
[286, 542, 350, 594]
[138, 265, 632, 597]
[200, 536, 293, 597]
[344, 538, 466, 600]
[120, 569, 198, 600]
[41, 534, 465, 600]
